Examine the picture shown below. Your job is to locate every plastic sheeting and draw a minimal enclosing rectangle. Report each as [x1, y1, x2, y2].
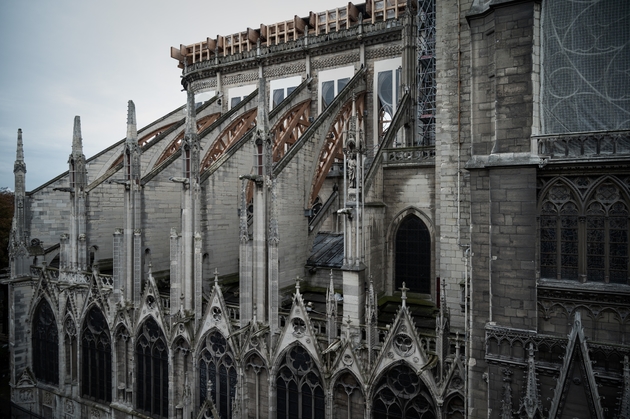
[542, 0, 630, 134]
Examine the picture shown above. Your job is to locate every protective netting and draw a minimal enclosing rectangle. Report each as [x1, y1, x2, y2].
[542, 0, 630, 134]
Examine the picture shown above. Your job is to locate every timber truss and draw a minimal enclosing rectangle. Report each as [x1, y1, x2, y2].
[201, 109, 258, 172]
[309, 93, 365, 206]
[157, 113, 221, 168]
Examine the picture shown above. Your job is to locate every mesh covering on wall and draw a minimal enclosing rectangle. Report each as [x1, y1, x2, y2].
[542, 0, 630, 134]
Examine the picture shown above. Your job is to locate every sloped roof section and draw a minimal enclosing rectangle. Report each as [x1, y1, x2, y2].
[307, 232, 343, 268]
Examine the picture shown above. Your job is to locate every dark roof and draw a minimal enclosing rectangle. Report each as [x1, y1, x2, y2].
[307, 232, 344, 268]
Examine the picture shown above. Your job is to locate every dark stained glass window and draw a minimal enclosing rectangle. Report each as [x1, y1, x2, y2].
[199, 331, 237, 419]
[395, 215, 431, 294]
[33, 299, 59, 385]
[276, 345, 325, 419]
[334, 373, 365, 419]
[81, 306, 112, 402]
[136, 317, 168, 418]
[372, 364, 436, 418]
[539, 179, 629, 283]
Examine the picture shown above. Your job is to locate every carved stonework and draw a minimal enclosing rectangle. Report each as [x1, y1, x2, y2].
[366, 44, 404, 60]
[17, 389, 33, 402]
[190, 78, 218, 93]
[263, 63, 306, 78]
[311, 53, 360, 70]
[222, 72, 259, 87]
[500, 368, 513, 419]
[65, 399, 75, 414]
[42, 390, 54, 406]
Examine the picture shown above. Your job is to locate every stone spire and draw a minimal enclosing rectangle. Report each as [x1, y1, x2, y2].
[365, 276, 378, 366]
[69, 116, 87, 190]
[326, 270, 338, 343]
[10, 129, 28, 274]
[519, 343, 542, 419]
[256, 67, 270, 137]
[126, 100, 138, 144]
[436, 280, 450, 382]
[13, 129, 27, 236]
[14, 129, 26, 175]
[500, 368, 514, 419]
[58, 116, 89, 271]
[71, 116, 84, 158]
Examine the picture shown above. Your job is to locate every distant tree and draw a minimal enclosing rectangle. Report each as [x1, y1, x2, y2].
[0, 190, 13, 269]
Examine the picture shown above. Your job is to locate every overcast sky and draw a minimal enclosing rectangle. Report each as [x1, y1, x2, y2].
[0, 0, 345, 190]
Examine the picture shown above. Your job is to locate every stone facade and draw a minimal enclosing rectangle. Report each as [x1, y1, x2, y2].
[4, 0, 630, 418]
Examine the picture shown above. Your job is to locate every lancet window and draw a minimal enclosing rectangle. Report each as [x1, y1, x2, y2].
[64, 316, 77, 383]
[443, 394, 465, 419]
[372, 364, 436, 418]
[540, 178, 629, 283]
[318, 66, 354, 112]
[395, 215, 431, 294]
[374, 58, 402, 141]
[276, 345, 325, 419]
[81, 306, 112, 402]
[333, 372, 365, 419]
[33, 299, 59, 385]
[270, 75, 301, 109]
[199, 330, 237, 419]
[244, 353, 269, 418]
[135, 317, 168, 418]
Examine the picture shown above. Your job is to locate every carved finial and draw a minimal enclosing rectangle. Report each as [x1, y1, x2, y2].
[520, 343, 542, 419]
[500, 368, 514, 419]
[214, 268, 219, 287]
[400, 282, 409, 308]
[295, 276, 302, 294]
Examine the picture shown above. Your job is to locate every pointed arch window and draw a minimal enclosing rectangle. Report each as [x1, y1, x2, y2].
[135, 317, 168, 418]
[372, 364, 436, 418]
[245, 353, 269, 418]
[333, 372, 365, 419]
[539, 179, 629, 283]
[81, 306, 112, 402]
[395, 215, 431, 294]
[199, 331, 237, 419]
[33, 299, 59, 385]
[374, 58, 402, 141]
[276, 345, 325, 419]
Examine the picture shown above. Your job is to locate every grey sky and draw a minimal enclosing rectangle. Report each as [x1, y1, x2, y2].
[0, 0, 345, 190]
